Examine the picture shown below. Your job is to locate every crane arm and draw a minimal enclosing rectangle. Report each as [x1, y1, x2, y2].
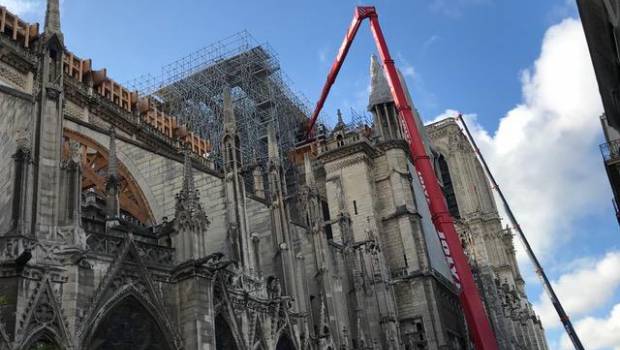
[305, 7, 371, 138]
[306, 6, 499, 349]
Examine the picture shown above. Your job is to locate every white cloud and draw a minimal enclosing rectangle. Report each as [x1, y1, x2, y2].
[2, 0, 43, 17]
[396, 53, 416, 78]
[533, 251, 620, 330]
[402, 65, 416, 78]
[318, 47, 329, 64]
[423, 34, 440, 48]
[561, 302, 620, 350]
[421, 34, 440, 56]
[432, 18, 608, 259]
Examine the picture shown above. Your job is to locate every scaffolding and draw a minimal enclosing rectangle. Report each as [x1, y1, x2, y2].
[127, 32, 314, 195]
[349, 107, 372, 129]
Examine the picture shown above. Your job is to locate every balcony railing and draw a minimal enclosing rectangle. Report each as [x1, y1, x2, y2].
[600, 139, 620, 162]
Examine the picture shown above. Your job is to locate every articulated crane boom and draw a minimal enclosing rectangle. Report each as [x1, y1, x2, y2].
[305, 7, 499, 349]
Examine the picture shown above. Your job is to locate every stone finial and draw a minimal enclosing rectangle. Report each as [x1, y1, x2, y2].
[174, 145, 209, 262]
[68, 140, 81, 164]
[44, 0, 62, 37]
[368, 55, 393, 109]
[334, 109, 346, 131]
[175, 144, 207, 222]
[107, 127, 118, 181]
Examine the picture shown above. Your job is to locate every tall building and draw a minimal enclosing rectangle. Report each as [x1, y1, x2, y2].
[0, 2, 545, 349]
[426, 119, 548, 349]
[577, 0, 620, 223]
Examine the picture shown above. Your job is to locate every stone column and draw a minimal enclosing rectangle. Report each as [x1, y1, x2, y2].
[175, 266, 216, 350]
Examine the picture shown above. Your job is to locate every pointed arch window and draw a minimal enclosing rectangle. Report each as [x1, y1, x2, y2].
[28, 337, 61, 350]
[275, 335, 296, 350]
[63, 129, 155, 224]
[336, 134, 344, 147]
[87, 296, 172, 350]
[437, 154, 460, 219]
[215, 314, 239, 350]
[29, 341, 61, 350]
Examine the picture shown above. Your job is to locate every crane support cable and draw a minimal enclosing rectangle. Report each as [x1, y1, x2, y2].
[306, 6, 498, 349]
[457, 114, 585, 350]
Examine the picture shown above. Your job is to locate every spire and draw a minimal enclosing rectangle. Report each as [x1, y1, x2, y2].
[334, 109, 346, 130]
[223, 87, 235, 133]
[44, 0, 62, 37]
[304, 153, 315, 187]
[368, 55, 393, 109]
[174, 145, 209, 262]
[396, 68, 415, 110]
[267, 121, 279, 161]
[176, 144, 204, 212]
[396, 68, 433, 155]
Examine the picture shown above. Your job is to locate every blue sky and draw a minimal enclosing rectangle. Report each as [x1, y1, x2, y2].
[10, 0, 620, 348]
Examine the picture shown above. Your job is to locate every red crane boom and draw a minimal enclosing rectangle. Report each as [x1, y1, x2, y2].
[305, 7, 498, 349]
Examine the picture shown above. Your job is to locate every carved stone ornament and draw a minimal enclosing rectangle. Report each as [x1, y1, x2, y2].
[46, 86, 61, 100]
[14, 127, 31, 152]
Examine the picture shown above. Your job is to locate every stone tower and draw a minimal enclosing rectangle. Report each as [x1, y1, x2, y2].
[426, 118, 548, 349]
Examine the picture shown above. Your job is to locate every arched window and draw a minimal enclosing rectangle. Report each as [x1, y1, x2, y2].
[215, 314, 238, 350]
[437, 154, 460, 219]
[226, 143, 233, 164]
[28, 336, 61, 350]
[336, 135, 344, 147]
[87, 296, 171, 350]
[63, 129, 155, 224]
[275, 335, 296, 350]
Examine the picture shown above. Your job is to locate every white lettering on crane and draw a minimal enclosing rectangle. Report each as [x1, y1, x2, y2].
[402, 118, 461, 289]
[438, 230, 462, 289]
[416, 170, 431, 205]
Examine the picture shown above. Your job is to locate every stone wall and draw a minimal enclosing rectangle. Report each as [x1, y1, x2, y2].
[64, 119, 229, 252]
[246, 196, 275, 276]
[0, 88, 33, 232]
[0, 60, 32, 94]
[324, 153, 378, 243]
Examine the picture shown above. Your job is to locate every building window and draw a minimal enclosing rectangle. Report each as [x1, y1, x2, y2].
[353, 200, 358, 215]
[336, 134, 344, 147]
[401, 318, 428, 350]
[321, 200, 333, 240]
[437, 154, 460, 219]
[447, 331, 465, 350]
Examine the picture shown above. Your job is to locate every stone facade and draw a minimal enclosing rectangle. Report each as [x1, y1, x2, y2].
[426, 118, 548, 349]
[0, 2, 547, 350]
